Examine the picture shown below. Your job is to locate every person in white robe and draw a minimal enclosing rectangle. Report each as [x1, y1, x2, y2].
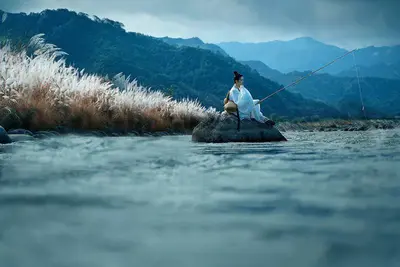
[228, 71, 275, 125]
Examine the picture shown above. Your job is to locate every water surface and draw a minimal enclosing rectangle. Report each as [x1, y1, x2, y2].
[1, 130, 400, 267]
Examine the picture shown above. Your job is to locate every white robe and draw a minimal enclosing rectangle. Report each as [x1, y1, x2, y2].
[228, 85, 268, 123]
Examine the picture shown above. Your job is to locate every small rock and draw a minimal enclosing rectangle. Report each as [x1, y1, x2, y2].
[34, 131, 58, 137]
[151, 132, 163, 137]
[33, 134, 47, 139]
[55, 126, 73, 134]
[358, 125, 369, 131]
[91, 131, 108, 137]
[9, 134, 35, 142]
[48, 131, 61, 136]
[7, 129, 34, 136]
[0, 126, 12, 144]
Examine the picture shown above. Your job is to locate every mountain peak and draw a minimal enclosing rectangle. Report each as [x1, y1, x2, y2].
[292, 36, 317, 42]
[288, 36, 330, 48]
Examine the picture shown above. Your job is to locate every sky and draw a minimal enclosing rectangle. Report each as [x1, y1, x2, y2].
[1, 0, 399, 49]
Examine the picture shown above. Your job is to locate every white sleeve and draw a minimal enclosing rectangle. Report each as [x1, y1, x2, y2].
[229, 88, 240, 104]
[242, 86, 254, 99]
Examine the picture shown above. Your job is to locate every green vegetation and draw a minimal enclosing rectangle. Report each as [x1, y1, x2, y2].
[160, 37, 229, 57]
[0, 8, 341, 119]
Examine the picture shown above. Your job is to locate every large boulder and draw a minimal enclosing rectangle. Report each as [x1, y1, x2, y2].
[192, 112, 287, 143]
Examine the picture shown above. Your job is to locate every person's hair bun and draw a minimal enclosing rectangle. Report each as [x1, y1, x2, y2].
[233, 71, 243, 82]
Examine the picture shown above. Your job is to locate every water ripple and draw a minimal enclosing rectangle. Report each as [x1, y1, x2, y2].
[0, 129, 399, 267]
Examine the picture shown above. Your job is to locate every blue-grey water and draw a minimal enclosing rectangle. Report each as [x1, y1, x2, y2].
[1, 130, 400, 267]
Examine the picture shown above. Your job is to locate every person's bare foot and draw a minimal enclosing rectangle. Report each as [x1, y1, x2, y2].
[264, 119, 275, 126]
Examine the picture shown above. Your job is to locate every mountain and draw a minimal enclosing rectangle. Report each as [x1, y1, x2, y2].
[217, 38, 400, 78]
[160, 37, 228, 57]
[0, 9, 341, 119]
[242, 60, 400, 118]
[218, 37, 350, 74]
[348, 46, 400, 67]
[240, 60, 285, 82]
[337, 62, 400, 80]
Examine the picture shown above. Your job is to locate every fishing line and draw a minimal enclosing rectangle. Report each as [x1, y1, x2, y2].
[256, 48, 358, 105]
[352, 50, 366, 119]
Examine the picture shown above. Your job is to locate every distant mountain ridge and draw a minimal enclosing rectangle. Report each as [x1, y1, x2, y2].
[337, 62, 400, 80]
[217, 38, 400, 80]
[242, 60, 400, 118]
[218, 37, 349, 74]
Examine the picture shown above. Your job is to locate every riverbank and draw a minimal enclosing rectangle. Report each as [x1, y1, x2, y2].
[2, 117, 399, 144]
[0, 35, 216, 136]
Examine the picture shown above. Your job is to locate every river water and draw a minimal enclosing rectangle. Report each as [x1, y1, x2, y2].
[1, 130, 400, 267]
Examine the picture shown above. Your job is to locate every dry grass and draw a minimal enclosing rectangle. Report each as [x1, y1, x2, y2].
[0, 34, 217, 133]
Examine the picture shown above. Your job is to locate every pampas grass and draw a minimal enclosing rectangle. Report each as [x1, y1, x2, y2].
[0, 34, 217, 133]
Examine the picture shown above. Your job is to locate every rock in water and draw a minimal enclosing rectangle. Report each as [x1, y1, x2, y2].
[192, 113, 287, 143]
[0, 126, 12, 144]
[8, 129, 34, 136]
[0, 107, 22, 130]
[8, 134, 35, 142]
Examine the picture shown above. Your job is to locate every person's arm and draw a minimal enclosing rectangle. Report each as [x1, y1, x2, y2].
[236, 86, 254, 113]
[229, 88, 240, 104]
[242, 86, 254, 100]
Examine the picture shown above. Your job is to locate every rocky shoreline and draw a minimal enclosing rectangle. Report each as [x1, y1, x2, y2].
[0, 125, 187, 144]
[1, 119, 399, 144]
[276, 119, 400, 132]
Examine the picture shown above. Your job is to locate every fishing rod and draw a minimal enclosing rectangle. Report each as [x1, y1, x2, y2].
[255, 48, 358, 105]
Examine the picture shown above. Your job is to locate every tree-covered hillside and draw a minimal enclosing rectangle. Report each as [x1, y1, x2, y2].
[0, 9, 341, 119]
